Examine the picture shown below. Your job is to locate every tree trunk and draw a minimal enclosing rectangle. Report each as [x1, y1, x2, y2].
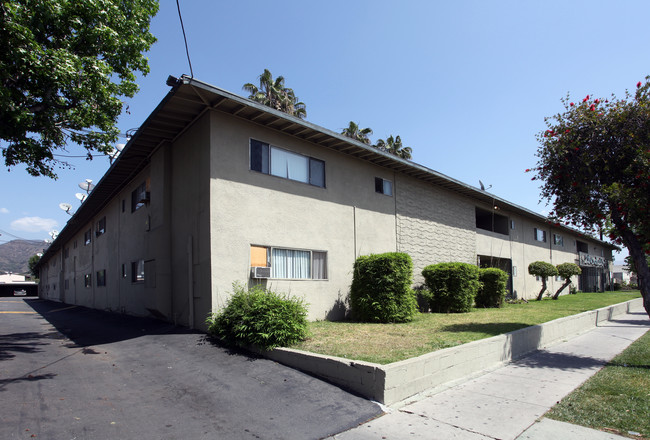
[619, 227, 650, 318]
[536, 278, 547, 301]
[552, 280, 571, 300]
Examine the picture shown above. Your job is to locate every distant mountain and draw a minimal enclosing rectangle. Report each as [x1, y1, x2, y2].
[0, 239, 47, 275]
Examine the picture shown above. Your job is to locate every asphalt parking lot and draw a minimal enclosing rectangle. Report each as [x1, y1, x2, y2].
[0, 298, 382, 439]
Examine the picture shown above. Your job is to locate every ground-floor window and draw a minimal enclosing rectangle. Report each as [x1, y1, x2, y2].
[131, 260, 145, 283]
[251, 245, 327, 280]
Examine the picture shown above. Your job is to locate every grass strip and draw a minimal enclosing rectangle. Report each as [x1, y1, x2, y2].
[292, 291, 641, 364]
[546, 329, 650, 439]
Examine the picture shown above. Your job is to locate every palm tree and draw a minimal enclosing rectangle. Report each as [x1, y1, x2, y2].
[341, 121, 373, 144]
[375, 135, 412, 160]
[243, 69, 306, 119]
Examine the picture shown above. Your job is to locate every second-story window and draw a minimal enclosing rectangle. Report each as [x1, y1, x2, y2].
[96, 217, 106, 237]
[250, 139, 325, 188]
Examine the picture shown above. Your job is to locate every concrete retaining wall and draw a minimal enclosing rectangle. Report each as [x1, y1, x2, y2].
[265, 298, 644, 405]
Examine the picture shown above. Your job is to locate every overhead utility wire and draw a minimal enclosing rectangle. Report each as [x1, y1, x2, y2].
[176, 0, 194, 78]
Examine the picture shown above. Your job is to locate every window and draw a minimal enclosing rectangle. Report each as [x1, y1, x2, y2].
[131, 181, 148, 212]
[84, 274, 92, 288]
[250, 245, 327, 280]
[131, 260, 145, 282]
[510, 220, 516, 230]
[84, 229, 92, 245]
[96, 217, 106, 236]
[476, 207, 509, 235]
[73, 240, 77, 249]
[250, 139, 325, 187]
[534, 228, 547, 242]
[375, 177, 393, 196]
[96, 269, 106, 287]
[553, 234, 564, 246]
[121, 264, 127, 278]
[64, 248, 69, 259]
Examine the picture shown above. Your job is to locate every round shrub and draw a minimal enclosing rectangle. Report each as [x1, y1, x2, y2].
[350, 252, 417, 323]
[476, 268, 508, 308]
[206, 283, 308, 351]
[422, 262, 479, 313]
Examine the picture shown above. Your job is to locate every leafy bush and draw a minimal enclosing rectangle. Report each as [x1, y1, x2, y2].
[350, 252, 417, 323]
[206, 283, 308, 350]
[422, 262, 479, 313]
[476, 268, 508, 308]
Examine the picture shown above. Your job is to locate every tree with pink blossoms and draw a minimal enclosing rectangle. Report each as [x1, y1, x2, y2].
[532, 78, 650, 317]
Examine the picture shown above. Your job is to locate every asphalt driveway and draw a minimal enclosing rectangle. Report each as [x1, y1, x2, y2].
[0, 298, 382, 439]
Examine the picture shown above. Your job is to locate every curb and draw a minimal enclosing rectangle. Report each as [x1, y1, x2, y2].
[264, 298, 644, 405]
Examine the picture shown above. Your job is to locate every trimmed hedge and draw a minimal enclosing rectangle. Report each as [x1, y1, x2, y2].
[422, 262, 479, 313]
[350, 252, 417, 323]
[476, 268, 508, 308]
[206, 283, 308, 350]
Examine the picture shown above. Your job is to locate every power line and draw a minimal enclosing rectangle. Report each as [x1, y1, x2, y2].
[176, 0, 194, 78]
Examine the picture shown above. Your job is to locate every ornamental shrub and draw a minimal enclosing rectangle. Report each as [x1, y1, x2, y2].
[476, 268, 508, 308]
[552, 262, 582, 299]
[206, 283, 308, 351]
[422, 262, 479, 313]
[350, 252, 417, 323]
[528, 261, 558, 300]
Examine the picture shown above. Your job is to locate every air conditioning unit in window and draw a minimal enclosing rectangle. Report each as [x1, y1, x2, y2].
[251, 266, 271, 279]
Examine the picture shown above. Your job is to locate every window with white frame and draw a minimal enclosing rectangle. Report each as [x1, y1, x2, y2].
[250, 139, 325, 188]
[250, 245, 327, 280]
[553, 234, 563, 246]
[375, 177, 393, 196]
[534, 228, 547, 242]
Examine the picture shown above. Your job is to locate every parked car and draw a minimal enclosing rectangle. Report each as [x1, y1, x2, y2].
[13, 289, 27, 296]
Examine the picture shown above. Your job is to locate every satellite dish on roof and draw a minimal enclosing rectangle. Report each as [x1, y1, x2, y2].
[49, 230, 59, 240]
[115, 143, 125, 152]
[479, 180, 492, 191]
[59, 203, 73, 215]
[108, 143, 125, 164]
[75, 193, 87, 203]
[78, 179, 95, 193]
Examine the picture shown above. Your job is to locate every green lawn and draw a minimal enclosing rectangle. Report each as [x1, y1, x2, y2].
[546, 329, 650, 439]
[292, 291, 641, 364]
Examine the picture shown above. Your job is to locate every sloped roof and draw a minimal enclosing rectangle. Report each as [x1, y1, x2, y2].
[38, 75, 616, 267]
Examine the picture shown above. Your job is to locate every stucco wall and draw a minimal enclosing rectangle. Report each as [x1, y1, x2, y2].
[207, 111, 397, 321]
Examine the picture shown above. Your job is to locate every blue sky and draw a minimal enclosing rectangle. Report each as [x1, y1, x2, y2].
[1, 0, 648, 263]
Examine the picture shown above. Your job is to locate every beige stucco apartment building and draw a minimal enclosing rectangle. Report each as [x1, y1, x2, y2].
[36, 76, 615, 329]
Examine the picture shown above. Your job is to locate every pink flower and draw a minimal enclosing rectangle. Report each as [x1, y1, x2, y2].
[594, 99, 600, 104]
[590, 104, 596, 111]
[570, 102, 574, 106]
[637, 81, 642, 88]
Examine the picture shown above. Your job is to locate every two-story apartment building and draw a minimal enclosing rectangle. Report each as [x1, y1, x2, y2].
[36, 76, 615, 329]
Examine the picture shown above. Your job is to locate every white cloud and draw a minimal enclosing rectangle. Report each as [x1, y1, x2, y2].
[11, 217, 58, 233]
[0, 208, 8, 214]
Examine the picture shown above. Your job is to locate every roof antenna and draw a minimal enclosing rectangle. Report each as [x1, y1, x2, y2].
[479, 180, 492, 191]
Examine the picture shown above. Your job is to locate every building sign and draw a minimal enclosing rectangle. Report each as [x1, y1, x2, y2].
[579, 252, 606, 268]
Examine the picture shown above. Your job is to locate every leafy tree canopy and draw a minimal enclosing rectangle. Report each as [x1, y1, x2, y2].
[0, 0, 159, 178]
[243, 69, 306, 119]
[341, 121, 373, 144]
[531, 77, 650, 315]
[375, 134, 412, 160]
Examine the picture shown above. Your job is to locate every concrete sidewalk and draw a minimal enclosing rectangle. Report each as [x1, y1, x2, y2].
[329, 310, 649, 440]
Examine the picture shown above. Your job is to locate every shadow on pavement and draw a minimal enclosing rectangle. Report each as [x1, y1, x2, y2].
[24, 298, 200, 347]
[0, 332, 51, 361]
[515, 350, 605, 370]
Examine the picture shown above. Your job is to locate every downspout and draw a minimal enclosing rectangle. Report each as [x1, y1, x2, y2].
[187, 235, 194, 329]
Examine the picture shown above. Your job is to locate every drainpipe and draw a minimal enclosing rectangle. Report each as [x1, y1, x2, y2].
[188, 235, 194, 329]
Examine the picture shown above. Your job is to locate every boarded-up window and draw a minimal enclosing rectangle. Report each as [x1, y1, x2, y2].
[250, 246, 268, 267]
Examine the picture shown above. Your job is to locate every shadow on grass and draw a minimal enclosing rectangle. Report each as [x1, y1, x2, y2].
[440, 322, 532, 336]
